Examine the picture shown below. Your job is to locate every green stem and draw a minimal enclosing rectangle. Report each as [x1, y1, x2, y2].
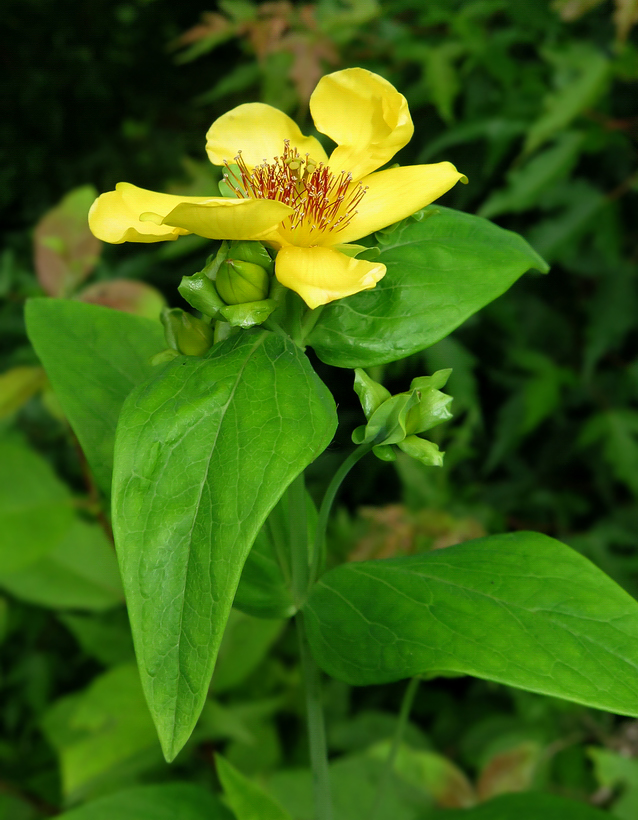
[300, 304, 325, 341]
[297, 612, 333, 820]
[267, 514, 291, 589]
[370, 676, 421, 820]
[262, 317, 289, 339]
[288, 472, 308, 606]
[309, 443, 374, 585]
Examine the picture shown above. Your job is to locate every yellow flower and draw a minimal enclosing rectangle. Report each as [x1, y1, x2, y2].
[89, 68, 466, 309]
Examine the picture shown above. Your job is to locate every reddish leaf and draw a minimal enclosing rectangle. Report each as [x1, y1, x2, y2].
[614, 0, 638, 40]
[34, 186, 101, 297]
[78, 280, 166, 320]
[477, 741, 541, 801]
[370, 742, 477, 808]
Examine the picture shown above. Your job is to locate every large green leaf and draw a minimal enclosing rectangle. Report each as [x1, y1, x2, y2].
[431, 791, 609, 819]
[25, 298, 166, 493]
[307, 207, 548, 368]
[216, 755, 292, 820]
[54, 783, 232, 820]
[0, 519, 123, 610]
[0, 438, 74, 573]
[304, 532, 638, 718]
[268, 753, 431, 820]
[113, 330, 336, 761]
[41, 663, 161, 803]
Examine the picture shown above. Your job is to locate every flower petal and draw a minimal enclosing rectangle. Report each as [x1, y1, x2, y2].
[310, 68, 413, 180]
[275, 246, 386, 309]
[334, 163, 467, 245]
[89, 183, 213, 244]
[162, 198, 293, 241]
[206, 103, 329, 168]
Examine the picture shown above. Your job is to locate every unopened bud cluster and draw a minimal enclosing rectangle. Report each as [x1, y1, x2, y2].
[352, 369, 453, 467]
[154, 240, 277, 360]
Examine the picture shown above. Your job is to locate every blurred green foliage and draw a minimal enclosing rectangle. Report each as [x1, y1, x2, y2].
[1, 0, 637, 816]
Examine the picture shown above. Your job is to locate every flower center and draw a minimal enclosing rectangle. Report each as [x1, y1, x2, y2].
[222, 141, 367, 243]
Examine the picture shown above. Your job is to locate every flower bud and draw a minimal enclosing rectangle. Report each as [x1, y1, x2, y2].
[161, 308, 213, 357]
[216, 259, 270, 305]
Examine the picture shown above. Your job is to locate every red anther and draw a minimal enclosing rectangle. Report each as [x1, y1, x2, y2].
[228, 141, 367, 241]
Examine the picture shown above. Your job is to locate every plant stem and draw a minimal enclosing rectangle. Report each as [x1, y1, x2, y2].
[309, 443, 374, 584]
[370, 676, 421, 820]
[287, 472, 309, 606]
[300, 304, 325, 341]
[296, 612, 333, 820]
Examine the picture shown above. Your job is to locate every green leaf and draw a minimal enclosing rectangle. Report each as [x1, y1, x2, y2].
[423, 42, 465, 123]
[526, 179, 606, 262]
[234, 489, 316, 620]
[0, 519, 123, 610]
[479, 131, 585, 219]
[113, 330, 336, 761]
[579, 410, 638, 497]
[307, 206, 548, 368]
[0, 793, 38, 820]
[589, 746, 638, 819]
[524, 44, 610, 155]
[0, 366, 47, 419]
[54, 783, 232, 820]
[41, 664, 161, 802]
[0, 438, 74, 573]
[216, 755, 292, 820]
[59, 609, 135, 666]
[268, 753, 430, 820]
[431, 791, 609, 819]
[304, 531, 638, 718]
[368, 740, 476, 808]
[234, 526, 295, 619]
[212, 610, 283, 694]
[25, 299, 166, 494]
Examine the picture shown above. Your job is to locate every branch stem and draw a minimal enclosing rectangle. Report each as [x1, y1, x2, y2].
[310, 443, 373, 584]
[370, 676, 420, 820]
[296, 612, 333, 820]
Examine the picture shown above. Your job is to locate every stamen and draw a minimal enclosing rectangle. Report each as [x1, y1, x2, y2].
[227, 141, 367, 239]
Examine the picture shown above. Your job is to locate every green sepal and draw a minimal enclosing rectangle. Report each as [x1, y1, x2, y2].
[372, 444, 397, 462]
[355, 390, 420, 446]
[220, 299, 277, 328]
[150, 348, 181, 367]
[353, 369, 392, 419]
[178, 272, 226, 318]
[397, 435, 445, 467]
[229, 240, 274, 275]
[200, 241, 229, 282]
[351, 425, 366, 445]
[333, 243, 373, 259]
[405, 369, 454, 435]
[410, 369, 451, 392]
